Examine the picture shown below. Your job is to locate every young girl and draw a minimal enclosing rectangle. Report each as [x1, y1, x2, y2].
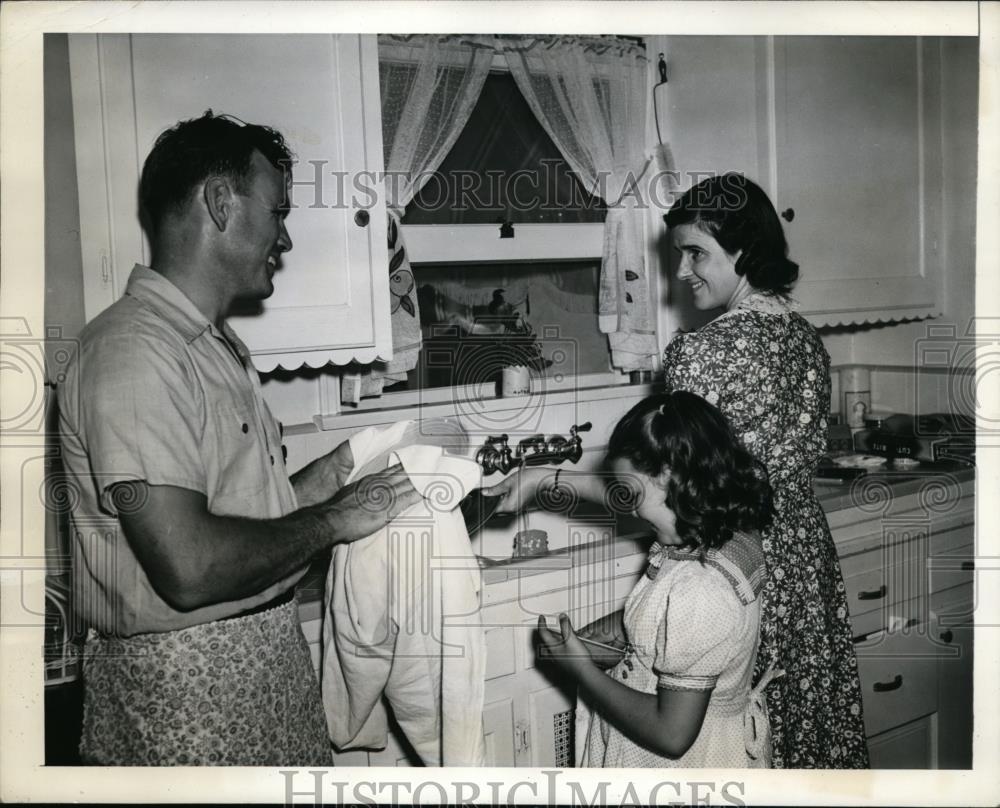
[535, 391, 781, 768]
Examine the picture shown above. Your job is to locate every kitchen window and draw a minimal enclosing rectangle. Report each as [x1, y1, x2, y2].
[350, 68, 624, 408]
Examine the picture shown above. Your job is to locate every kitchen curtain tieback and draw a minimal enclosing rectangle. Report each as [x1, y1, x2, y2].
[343, 34, 659, 405]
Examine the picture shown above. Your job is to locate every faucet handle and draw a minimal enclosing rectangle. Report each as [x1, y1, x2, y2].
[570, 422, 592, 437]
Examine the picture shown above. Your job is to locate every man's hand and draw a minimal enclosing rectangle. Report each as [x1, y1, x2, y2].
[536, 614, 593, 679]
[318, 463, 422, 541]
[290, 439, 355, 508]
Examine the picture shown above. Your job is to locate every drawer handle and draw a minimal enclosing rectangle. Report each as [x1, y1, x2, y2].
[961, 560, 974, 571]
[857, 584, 887, 601]
[940, 629, 954, 644]
[872, 674, 903, 693]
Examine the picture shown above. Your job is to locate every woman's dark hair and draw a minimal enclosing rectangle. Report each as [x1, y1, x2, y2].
[139, 110, 294, 239]
[606, 390, 773, 550]
[664, 173, 799, 296]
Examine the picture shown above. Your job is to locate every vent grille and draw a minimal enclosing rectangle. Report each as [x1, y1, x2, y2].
[553, 708, 574, 767]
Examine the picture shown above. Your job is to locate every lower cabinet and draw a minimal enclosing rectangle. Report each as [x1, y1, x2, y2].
[931, 585, 975, 769]
[867, 714, 937, 769]
[838, 476, 975, 769]
[303, 476, 974, 769]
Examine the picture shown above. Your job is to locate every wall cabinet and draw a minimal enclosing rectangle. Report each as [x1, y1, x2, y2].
[653, 35, 957, 329]
[770, 37, 942, 326]
[68, 34, 392, 372]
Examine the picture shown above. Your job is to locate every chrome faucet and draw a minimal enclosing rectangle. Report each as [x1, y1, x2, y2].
[475, 422, 591, 475]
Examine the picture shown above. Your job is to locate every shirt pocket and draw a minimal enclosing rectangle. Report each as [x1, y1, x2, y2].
[205, 402, 270, 512]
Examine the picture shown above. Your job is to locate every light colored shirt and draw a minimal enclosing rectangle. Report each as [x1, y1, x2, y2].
[58, 265, 302, 636]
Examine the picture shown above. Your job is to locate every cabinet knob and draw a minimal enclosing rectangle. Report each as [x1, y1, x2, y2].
[872, 674, 903, 693]
[780, 207, 795, 222]
[940, 629, 954, 644]
[857, 584, 887, 601]
[354, 209, 370, 228]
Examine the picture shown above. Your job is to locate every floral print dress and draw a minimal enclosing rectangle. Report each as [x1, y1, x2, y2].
[662, 292, 869, 768]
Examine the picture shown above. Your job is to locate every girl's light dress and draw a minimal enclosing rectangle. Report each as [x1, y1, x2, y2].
[578, 531, 778, 768]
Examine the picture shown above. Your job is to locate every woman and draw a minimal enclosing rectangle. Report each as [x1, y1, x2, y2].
[485, 174, 869, 768]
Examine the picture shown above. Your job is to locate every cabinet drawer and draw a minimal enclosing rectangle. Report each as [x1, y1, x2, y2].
[928, 543, 975, 595]
[855, 628, 938, 737]
[843, 558, 924, 637]
[930, 583, 974, 629]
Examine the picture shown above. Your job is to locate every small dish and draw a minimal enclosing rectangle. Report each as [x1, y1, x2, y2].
[832, 454, 887, 468]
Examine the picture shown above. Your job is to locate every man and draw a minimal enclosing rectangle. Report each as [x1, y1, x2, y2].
[58, 112, 420, 766]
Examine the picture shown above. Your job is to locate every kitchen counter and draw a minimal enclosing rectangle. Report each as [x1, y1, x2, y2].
[297, 459, 975, 619]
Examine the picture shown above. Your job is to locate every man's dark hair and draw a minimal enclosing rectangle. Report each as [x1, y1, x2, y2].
[138, 110, 293, 239]
[607, 390, 774, 551]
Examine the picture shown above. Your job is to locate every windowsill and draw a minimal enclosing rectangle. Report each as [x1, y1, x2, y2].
[293, 378, 655, 435]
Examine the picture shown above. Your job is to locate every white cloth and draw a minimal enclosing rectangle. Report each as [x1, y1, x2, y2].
[320, 421, 486, 766]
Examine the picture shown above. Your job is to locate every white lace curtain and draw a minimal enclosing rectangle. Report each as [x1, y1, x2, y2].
[503, 35, 656, 372]
[344, 34, 655, 403]
[342, 35, 493, 405]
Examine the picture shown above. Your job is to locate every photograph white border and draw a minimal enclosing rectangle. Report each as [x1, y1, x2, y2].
[2, 1, 998, 804]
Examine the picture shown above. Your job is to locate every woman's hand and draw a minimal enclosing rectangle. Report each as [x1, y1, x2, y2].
[481, 467, 554, 514]
[577, 609, 628, 669]
[536, 614, 592, 678]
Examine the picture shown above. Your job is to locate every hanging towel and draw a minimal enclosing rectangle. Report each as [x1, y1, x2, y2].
[320, 421, 486, 766]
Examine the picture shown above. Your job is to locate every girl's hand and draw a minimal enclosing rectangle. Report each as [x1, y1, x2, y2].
[578, 609, 628, 669]
[536, 614, 591, 677]
[481, 467, 553, 514]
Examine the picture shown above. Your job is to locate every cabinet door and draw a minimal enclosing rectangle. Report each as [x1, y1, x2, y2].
[867, 714, 935, 769]
[482, 696, 518, 767]
[932, 586, 974, 769]
[68, 34, 391, 372]
[771, 37, 941, 326]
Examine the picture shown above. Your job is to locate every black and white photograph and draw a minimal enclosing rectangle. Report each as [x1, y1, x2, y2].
[2, 1, 999, 804]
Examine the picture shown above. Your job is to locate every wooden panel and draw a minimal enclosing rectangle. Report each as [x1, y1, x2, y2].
[484, 625, 518, 681]
[482, 697, 517, 767]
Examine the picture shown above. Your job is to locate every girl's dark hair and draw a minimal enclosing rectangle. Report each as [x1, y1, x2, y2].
[139, 110, 294, 240]
[606, 391, 774, 550]
[664, 173, 799, 296]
